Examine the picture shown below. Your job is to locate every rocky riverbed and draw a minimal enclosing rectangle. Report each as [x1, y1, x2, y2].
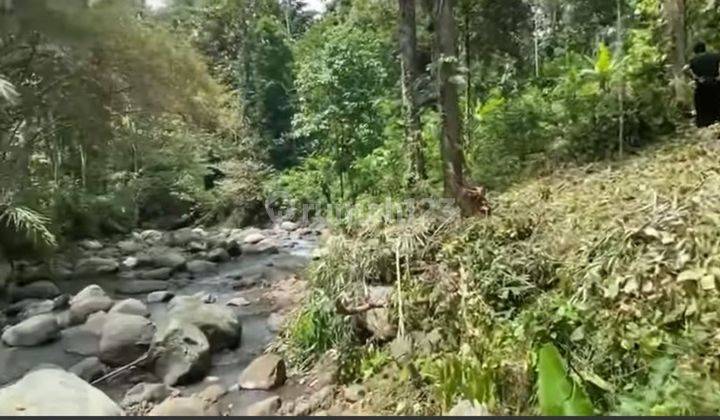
[0, 223, 325, 415]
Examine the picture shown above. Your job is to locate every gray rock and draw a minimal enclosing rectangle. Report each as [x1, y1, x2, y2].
[153, 320, 211, 386]
[69, 285, 114, 324]
[187, 241, 207, 252]
[79, 239, 103, 251]
[242, 241, 279, 255]
[207, 248, 230, 263]
[60, 312, 108, 356]
[9, 280, 60, 302]
[53, 294, 70, 310]
[152, 252, 186, 271]
[237, 354, 286, 390]
[447, 400, 491, 416]
[167, 228, 203, 247]
[147, 291, 174, 303]
[186, 260, 217, 274]
[0, 368, 123, 415]
[246, 396, 281, 416]
[122, 382, 172, 407]
[116, 280, 168, 295]
[195, 384, 227, 403]
[243, 232, 266, 244]
[138, 229, 164, 244]
[2, 314, 60, 347]
[75, 257, 119, 276]
[225, 240, 242, 257]
[281, 221, 299, 231]
[148, 397, 218, 416]
[69, 357, 107, 382]
[344, 384, 365, 403]
[18, 299, 55, 320]
[109, 298, 150, 317]
[122, 257, 139, 270]
[98, 313, 155, 366]
[138, 267, 172, 280]
[226, 297, 250, 307]
[267, 312, 285, 333]
[168, 296, 242, 351]
[118, 240, 143, 254]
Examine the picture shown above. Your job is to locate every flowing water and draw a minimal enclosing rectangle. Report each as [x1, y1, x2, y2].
[0, 226, 318, 412]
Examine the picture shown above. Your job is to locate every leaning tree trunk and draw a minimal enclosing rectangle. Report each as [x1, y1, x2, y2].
[398, 0, 426, 182]
[435, 0, 490, 217]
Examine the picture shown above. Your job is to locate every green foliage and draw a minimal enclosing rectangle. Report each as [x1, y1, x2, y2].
[537, 343, 594, 416]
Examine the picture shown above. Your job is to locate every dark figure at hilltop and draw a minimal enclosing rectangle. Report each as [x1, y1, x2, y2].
[688, 42, 720, 127]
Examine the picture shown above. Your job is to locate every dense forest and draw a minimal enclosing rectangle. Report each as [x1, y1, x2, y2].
[1, 0, 720, 416]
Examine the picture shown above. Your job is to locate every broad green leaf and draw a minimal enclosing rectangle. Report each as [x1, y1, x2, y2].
[537, 343, 594, 416]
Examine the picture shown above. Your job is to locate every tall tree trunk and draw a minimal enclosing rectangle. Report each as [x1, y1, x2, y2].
[435, 0, 490, 217]
[435, 0, 465, 197]
[398, 0, 426, 182]
[664, 0, 686, 102]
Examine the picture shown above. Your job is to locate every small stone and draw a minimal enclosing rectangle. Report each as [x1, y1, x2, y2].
[226, 297, 250, 307]
[52, 294, 70, 310]
[75, 257, 119, 276]
[122, 257, 139, 269]
[79, 240, 103, 251]
[118, 240, 143, 254]
[280, 221, 299, 231]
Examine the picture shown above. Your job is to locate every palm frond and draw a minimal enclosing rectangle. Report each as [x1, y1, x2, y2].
[0, 204, 57, 247]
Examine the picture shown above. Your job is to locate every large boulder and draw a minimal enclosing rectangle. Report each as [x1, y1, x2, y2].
[122, 383, 173, 408]
[69, 357, 108, 382]
[2, 314, 60, 347]
[69, 285, 114, 324]
[148, 397, 218, 416]
[116, 280, 168, 295]
[138, 229, 164, 244]
[9, 280, 60, 302]
[168, 296, 242, 351]
[75, 257, 119, 276]
[0, 368, 123, 415]
[109, 298, 150, 317]
[60, 311, 108, 356]
[153, 320, 211, 386]
[237, 354, 287, 390]
[98, 313, 155, 366]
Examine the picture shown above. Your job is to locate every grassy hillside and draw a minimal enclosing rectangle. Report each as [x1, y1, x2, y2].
[283, 127, 720, 415]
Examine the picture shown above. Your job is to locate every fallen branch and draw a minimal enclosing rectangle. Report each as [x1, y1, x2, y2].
[91, 351, 153, 385]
